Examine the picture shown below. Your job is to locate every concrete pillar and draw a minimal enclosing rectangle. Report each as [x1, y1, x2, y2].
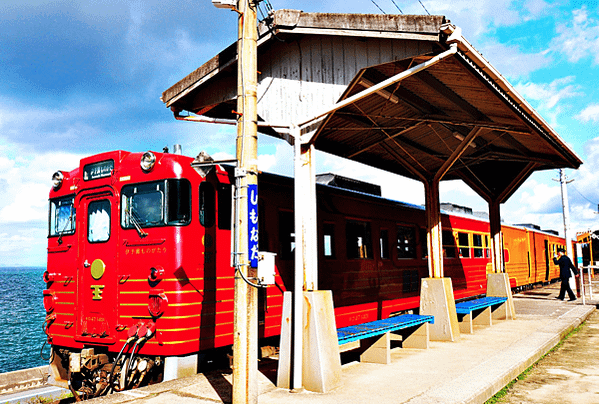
[486, 273, 516, 320]
[302, 291, 341, 393]
[419, 277, 460, 341]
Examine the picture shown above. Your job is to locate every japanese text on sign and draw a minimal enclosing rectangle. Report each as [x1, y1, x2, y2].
[248, 184, 259, 268]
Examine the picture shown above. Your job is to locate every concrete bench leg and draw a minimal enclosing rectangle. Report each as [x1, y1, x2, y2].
[402, 323, 430, 349]
[360, 332, 391, 364]
[472, 306, 492, 327]
[492, 302, 509, 320]
[459, 313, 474, 334]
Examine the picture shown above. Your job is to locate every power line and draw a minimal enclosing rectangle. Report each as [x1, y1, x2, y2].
[371, 0, 387, 14]
[417, 0, 430, 15]
[390, 0, 403, 13]
[572, 184, 599, 207]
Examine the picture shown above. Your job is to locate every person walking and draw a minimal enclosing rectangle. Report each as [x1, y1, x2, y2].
[553, 248, 580, 301]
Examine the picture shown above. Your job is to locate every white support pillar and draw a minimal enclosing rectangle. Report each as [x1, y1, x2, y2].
[291, 127, 325, 392]
[303, 140, 318, 291]
[292, 125, 304, 391]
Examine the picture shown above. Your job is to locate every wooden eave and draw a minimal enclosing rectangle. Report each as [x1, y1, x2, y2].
[161, 9, 582, 204]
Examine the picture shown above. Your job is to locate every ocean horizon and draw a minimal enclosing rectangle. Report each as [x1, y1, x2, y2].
[0, 266, 49, 374]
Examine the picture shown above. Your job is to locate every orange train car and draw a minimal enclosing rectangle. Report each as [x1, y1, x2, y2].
[502, 224, 564, 289]
[43, 149, 565, 397]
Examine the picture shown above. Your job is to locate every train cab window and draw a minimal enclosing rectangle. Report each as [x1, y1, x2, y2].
[380, 229, 390, 259]
[323, 223, 336, 258]
[88, 200, 111, 243]
[442, 230, 457, 258]
[199, 182, 215, 227]
[346, 220, 373, 259]
[396, 225, 416, 259]
[218, 184, 232, 230]
[122, 182, 165, 229]
[458, 232, 470, 258]
[473, 234, 485, 258]
[49, 196, 76, 237]
[122, 179, 191, 229]
[279, 211, 295, 260]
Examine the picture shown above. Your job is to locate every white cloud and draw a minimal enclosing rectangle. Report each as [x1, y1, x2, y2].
[553, 6, 599, 65]
[0, 141, 84, 224]
[513, 76, 582, 126]
[476, 40, 551, 79]
[577, 104, 599, 123]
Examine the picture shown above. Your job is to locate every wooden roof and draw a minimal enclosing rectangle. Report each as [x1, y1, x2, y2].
[162, 10, 582, 204]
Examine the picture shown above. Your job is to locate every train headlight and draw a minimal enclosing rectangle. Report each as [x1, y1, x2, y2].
[52, 171, 64, 190]
[140, 151, 156, 172]
[43, 290, 57, 313]
[148, 289, 168, 317]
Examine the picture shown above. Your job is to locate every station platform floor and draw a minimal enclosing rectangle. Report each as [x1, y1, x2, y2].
[85, 282, 597, 404]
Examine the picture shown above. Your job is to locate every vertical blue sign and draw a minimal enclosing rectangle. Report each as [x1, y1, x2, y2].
[248, 184, 259, 268]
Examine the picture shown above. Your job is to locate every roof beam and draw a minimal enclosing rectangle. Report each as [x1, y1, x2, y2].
[416, 70, 490, 122]
[362, 69, 445, 116]
[433, 126, 485, 182]
[346, 121, 426, 158]
[334, 111, 532, 135]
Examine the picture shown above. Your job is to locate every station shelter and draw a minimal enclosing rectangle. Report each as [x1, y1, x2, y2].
[162, 10, 582, 392]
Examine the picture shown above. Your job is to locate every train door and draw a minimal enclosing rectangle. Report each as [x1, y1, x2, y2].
[544, 239, 551, 282]
[75, 190, 118, 345]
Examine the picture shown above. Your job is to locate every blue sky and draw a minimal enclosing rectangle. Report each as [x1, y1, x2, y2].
[1, 0, 599, 266]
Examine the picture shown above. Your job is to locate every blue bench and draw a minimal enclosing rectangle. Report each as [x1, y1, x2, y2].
[455, 296, 509, 333]
[337, 314, 434, 364]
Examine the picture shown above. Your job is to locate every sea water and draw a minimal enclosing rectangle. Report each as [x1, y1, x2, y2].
[0, 267, 48, 374]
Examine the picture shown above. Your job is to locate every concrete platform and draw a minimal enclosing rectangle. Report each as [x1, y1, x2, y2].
[11, 282, 599, 404]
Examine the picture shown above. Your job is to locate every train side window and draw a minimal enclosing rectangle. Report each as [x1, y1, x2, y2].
[473, 233, 484, 258]
[167, 179, 191, 225]
[218, 184, 232, 230]
[49, 196, 76, 237]
[323, 223, 336, 258]
[346, 220, 373, 259]
[420, 228, 428, 259]
[485, 235, 490, 257]
[88, 199, 111, 243]
[199, 182, 215, 227]
[458, 232, 470, 258]
[279, 211, 295, 260]
[442, 230, 456, 258]
[380, 229, 390, 259]
[396, 225, 416, 259]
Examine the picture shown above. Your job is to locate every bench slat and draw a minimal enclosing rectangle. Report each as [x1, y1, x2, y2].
[455, 296, 507, 314]
[337, 314, 434, 345]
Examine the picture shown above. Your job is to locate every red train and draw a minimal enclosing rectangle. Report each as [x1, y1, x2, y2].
[43, 148, 566, 397]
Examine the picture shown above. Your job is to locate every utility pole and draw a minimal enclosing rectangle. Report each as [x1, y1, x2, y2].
[558, 168, 574, 258]
[232, 0, 259, 403]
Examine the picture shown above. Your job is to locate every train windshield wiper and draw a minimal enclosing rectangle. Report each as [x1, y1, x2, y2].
[57, 211, 74, 245]
[128, 210, 148, 238]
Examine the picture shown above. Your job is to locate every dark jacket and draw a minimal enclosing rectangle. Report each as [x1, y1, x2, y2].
[553, 254, 579, 280]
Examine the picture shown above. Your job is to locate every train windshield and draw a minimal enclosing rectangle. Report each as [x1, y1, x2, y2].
[121, 179, 191, 230]
[49, 196, 76, 237]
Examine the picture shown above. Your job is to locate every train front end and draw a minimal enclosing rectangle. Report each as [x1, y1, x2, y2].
[44, 149, 233, 398]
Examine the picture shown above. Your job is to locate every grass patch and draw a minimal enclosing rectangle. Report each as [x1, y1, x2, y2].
[485, 321, 585, 404]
